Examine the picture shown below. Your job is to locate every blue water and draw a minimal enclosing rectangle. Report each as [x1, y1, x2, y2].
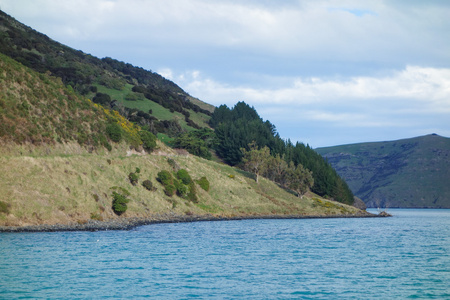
[1, 209, 449, 299]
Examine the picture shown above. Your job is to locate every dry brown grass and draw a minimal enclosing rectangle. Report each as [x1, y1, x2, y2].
[0, 143, 364, 226]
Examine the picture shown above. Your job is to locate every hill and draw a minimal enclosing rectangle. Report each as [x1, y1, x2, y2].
[0, 31, 370, 228]
[316, 134, 450, 208]
[0, 9, 214, 136]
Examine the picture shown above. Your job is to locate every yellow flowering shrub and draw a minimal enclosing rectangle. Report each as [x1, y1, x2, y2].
[89, 100, 142, 148]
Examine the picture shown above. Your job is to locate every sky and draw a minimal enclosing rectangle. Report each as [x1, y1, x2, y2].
[1, 0, 449, 147]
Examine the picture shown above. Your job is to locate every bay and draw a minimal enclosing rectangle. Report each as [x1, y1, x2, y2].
[1, 209, 449, 299]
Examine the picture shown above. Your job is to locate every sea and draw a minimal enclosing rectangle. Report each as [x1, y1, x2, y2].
[1, 209, 449, 299]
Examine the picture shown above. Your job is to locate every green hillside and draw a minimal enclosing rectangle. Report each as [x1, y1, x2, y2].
[0, 10, 214, 136]
[0, 52, 368, 227]
[316, 134, 450, 208]
[0, 10, 375, 228]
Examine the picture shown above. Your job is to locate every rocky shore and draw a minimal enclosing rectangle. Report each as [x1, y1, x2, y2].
[0, 211, 388, 233]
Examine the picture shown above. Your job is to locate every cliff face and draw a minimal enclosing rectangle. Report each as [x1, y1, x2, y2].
[316, 134, 450, 208]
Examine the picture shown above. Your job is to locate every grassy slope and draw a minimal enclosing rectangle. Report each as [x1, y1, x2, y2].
[0, 53, 112, 146]
[0, 143, 365, 226]
[316, 134, 450, 208]
[0, 10, 212, 132]
[0, 52, 367, 226]
[94, 84, 211, 130]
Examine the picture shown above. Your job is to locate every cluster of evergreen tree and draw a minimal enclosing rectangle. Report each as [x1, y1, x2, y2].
[209, 102, 354, 205]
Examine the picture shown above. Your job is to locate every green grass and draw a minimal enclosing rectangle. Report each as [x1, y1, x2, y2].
[94, 84, 210, 130]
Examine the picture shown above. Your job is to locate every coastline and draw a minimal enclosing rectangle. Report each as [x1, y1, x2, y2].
[0, 211, 388, 233]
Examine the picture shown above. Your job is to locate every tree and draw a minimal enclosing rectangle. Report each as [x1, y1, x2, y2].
[92, 92, 111, 105]
[172, 129, 214, 160]
[241, 143, 271, 183]
[265, 154, 288, 184]
[288, 164, 314, 198]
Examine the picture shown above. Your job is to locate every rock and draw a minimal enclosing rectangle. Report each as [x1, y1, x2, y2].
[378, 211, 392, 217]
[353, 196, 367, 210]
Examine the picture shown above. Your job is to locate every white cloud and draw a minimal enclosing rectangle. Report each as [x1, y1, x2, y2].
[3, 0, 450, 64]
[172, 66, 450, 111]
[1, 0, 449, 146]
[159, 65, 450, 146]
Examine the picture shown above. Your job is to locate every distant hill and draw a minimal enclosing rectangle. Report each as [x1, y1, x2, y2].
[316, 134, 450, 208]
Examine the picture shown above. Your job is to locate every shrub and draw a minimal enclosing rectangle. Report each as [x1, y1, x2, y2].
[112, 192, 129, 215]
[93, 194, 100, 202]
[106, 123, 122, 143]
[93, 92, 111, 105]
[129, 172, 139, 186]
[135, 167, 141, 174]
[139, 130, 157, 152]
[90, 212, 103, 221]
[196, 176, 210, 192]
[142, 180, 155, 191]
[0, 201, 10, 214]
[167, 158, 180, 171]
[164, 184, 176, 196]
[176, 183, 188, 198]
[157, 170, 173, 186]
[177, 169, 192, 185]
[103, 141, 112, 151]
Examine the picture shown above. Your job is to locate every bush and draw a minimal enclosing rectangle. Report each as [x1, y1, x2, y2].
[0, 201, 10, 214]
[129, 172, 139, 186]
[175, 181, 188, 198]
[167, 158, 180, 171]
[90, 212, 103, 221]
[106, 123, 122, 143]
[157, 170, 179, 197]
[112, 192, 129, 215]
[177, 169, 192, 185]
[92, 92, 111, 105]
[139, 130, 157, 152]
[164, 184, 176, 196]
[196, 176, 210, 192]
[157, 170, 173, 186]
[142, 180, 155, 191]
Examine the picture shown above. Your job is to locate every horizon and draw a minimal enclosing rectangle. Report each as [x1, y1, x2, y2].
[1, 1, 449, 147]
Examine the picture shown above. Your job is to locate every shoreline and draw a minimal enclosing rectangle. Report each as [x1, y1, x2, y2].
[0, 212, 388, 233]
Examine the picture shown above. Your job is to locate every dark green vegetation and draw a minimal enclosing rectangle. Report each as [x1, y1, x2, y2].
[316, 134, 450, 208]
[156, 167, 201, 202]
[210, 102, 354, 204]
[111, 192, 130, 216]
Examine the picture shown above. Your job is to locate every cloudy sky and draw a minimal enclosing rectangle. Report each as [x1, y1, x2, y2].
[1, 0, 449, 147]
